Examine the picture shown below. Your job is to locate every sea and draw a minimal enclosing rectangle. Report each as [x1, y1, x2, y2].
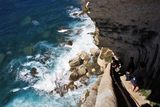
[0, 0, 98, 107]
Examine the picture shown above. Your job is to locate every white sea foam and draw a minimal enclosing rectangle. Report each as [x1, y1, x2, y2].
[67, 7, 82, 18]
[32, 20, 40, 26]
[11, 88, 21, 92]
[58, 29, 68, 33]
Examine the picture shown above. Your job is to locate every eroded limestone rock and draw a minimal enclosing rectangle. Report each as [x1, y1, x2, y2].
[69, 56, 83, 68]
[90, 48, 100, 57]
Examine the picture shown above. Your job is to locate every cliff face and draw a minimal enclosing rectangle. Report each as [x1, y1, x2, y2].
[88, 0, 160, 101]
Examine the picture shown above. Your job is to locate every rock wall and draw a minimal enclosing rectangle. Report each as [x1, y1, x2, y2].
[95, 63, 117, 107]
[88, 0, 160, 88]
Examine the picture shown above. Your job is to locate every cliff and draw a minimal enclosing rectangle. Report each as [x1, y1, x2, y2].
[88, 0, 160, 103]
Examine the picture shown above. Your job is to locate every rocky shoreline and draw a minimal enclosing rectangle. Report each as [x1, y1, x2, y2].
[67, 47, 116, 107]
[52, 34, 117, 106]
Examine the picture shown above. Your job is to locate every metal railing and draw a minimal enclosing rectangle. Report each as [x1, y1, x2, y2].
[110, 64, 140, 107]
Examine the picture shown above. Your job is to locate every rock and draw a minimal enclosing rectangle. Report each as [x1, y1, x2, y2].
[69, 67, 77, 72]
[68, 84, 76, 91]
[30, 67, 38, 77]
[91, 68, 96, 73]
[97, 48, 110, 71]
[80, 51, 89, 60]
[69, 72, 79, 81]
[69, 56, 83, 67]
[81, 78, 101, 107]
[67, 81, 78, 91]
[77, 65, 88, 77]
[100, 48, 114, 62]
[66, 40, 73, 46]
[86, 72, 91, 78]
[92, 86, 98, 93]
[72, 12, 78, 16]
[89, 0, 160, 88]
[90, 48, 100, 56]
[95, 64, 117, 107]
[80, 90, 90, 104]
[80, 76, 89, 85]
[54, 84, 68, 97]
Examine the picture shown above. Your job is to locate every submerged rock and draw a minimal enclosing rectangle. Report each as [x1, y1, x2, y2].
[0, 53, 5, 65]
[21, 16, 32, 26]
[23, 45, 33, 55]
[72, 12, 79, 16]
[42, 31, 50, 38]
[80, 89, 90, 104]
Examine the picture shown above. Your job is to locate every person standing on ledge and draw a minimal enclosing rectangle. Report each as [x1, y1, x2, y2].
[131, 62, 146, 92]
[111, 57, 120, 71]
[126, 57, 135, 80]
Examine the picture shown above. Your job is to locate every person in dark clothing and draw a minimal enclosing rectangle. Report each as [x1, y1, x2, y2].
[126, 57, 135, 80]
[111, 57, 120, 70]
[127, 57, 135, 74]
[131, 62, 146, 92]
[111, 57, 121, 80]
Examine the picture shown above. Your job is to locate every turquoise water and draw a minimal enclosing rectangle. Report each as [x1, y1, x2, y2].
[0, 0, 98, 106]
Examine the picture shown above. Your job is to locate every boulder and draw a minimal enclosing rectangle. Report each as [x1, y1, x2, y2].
[90, 48, 100, 57]
[69, 72, 79, 81]
[69, 56, 83, 68]
[80, 76, 89, 85]
[67, 81, 78, 91]
[86, 72, 91, 78]
[30, 68, 38, 77]
[91, 68, 96, 73]
[80, 51, 90, 61]
[67, 40, 73, 46]
[69, 67, 77, 72]
[77, 65, 88, 77]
